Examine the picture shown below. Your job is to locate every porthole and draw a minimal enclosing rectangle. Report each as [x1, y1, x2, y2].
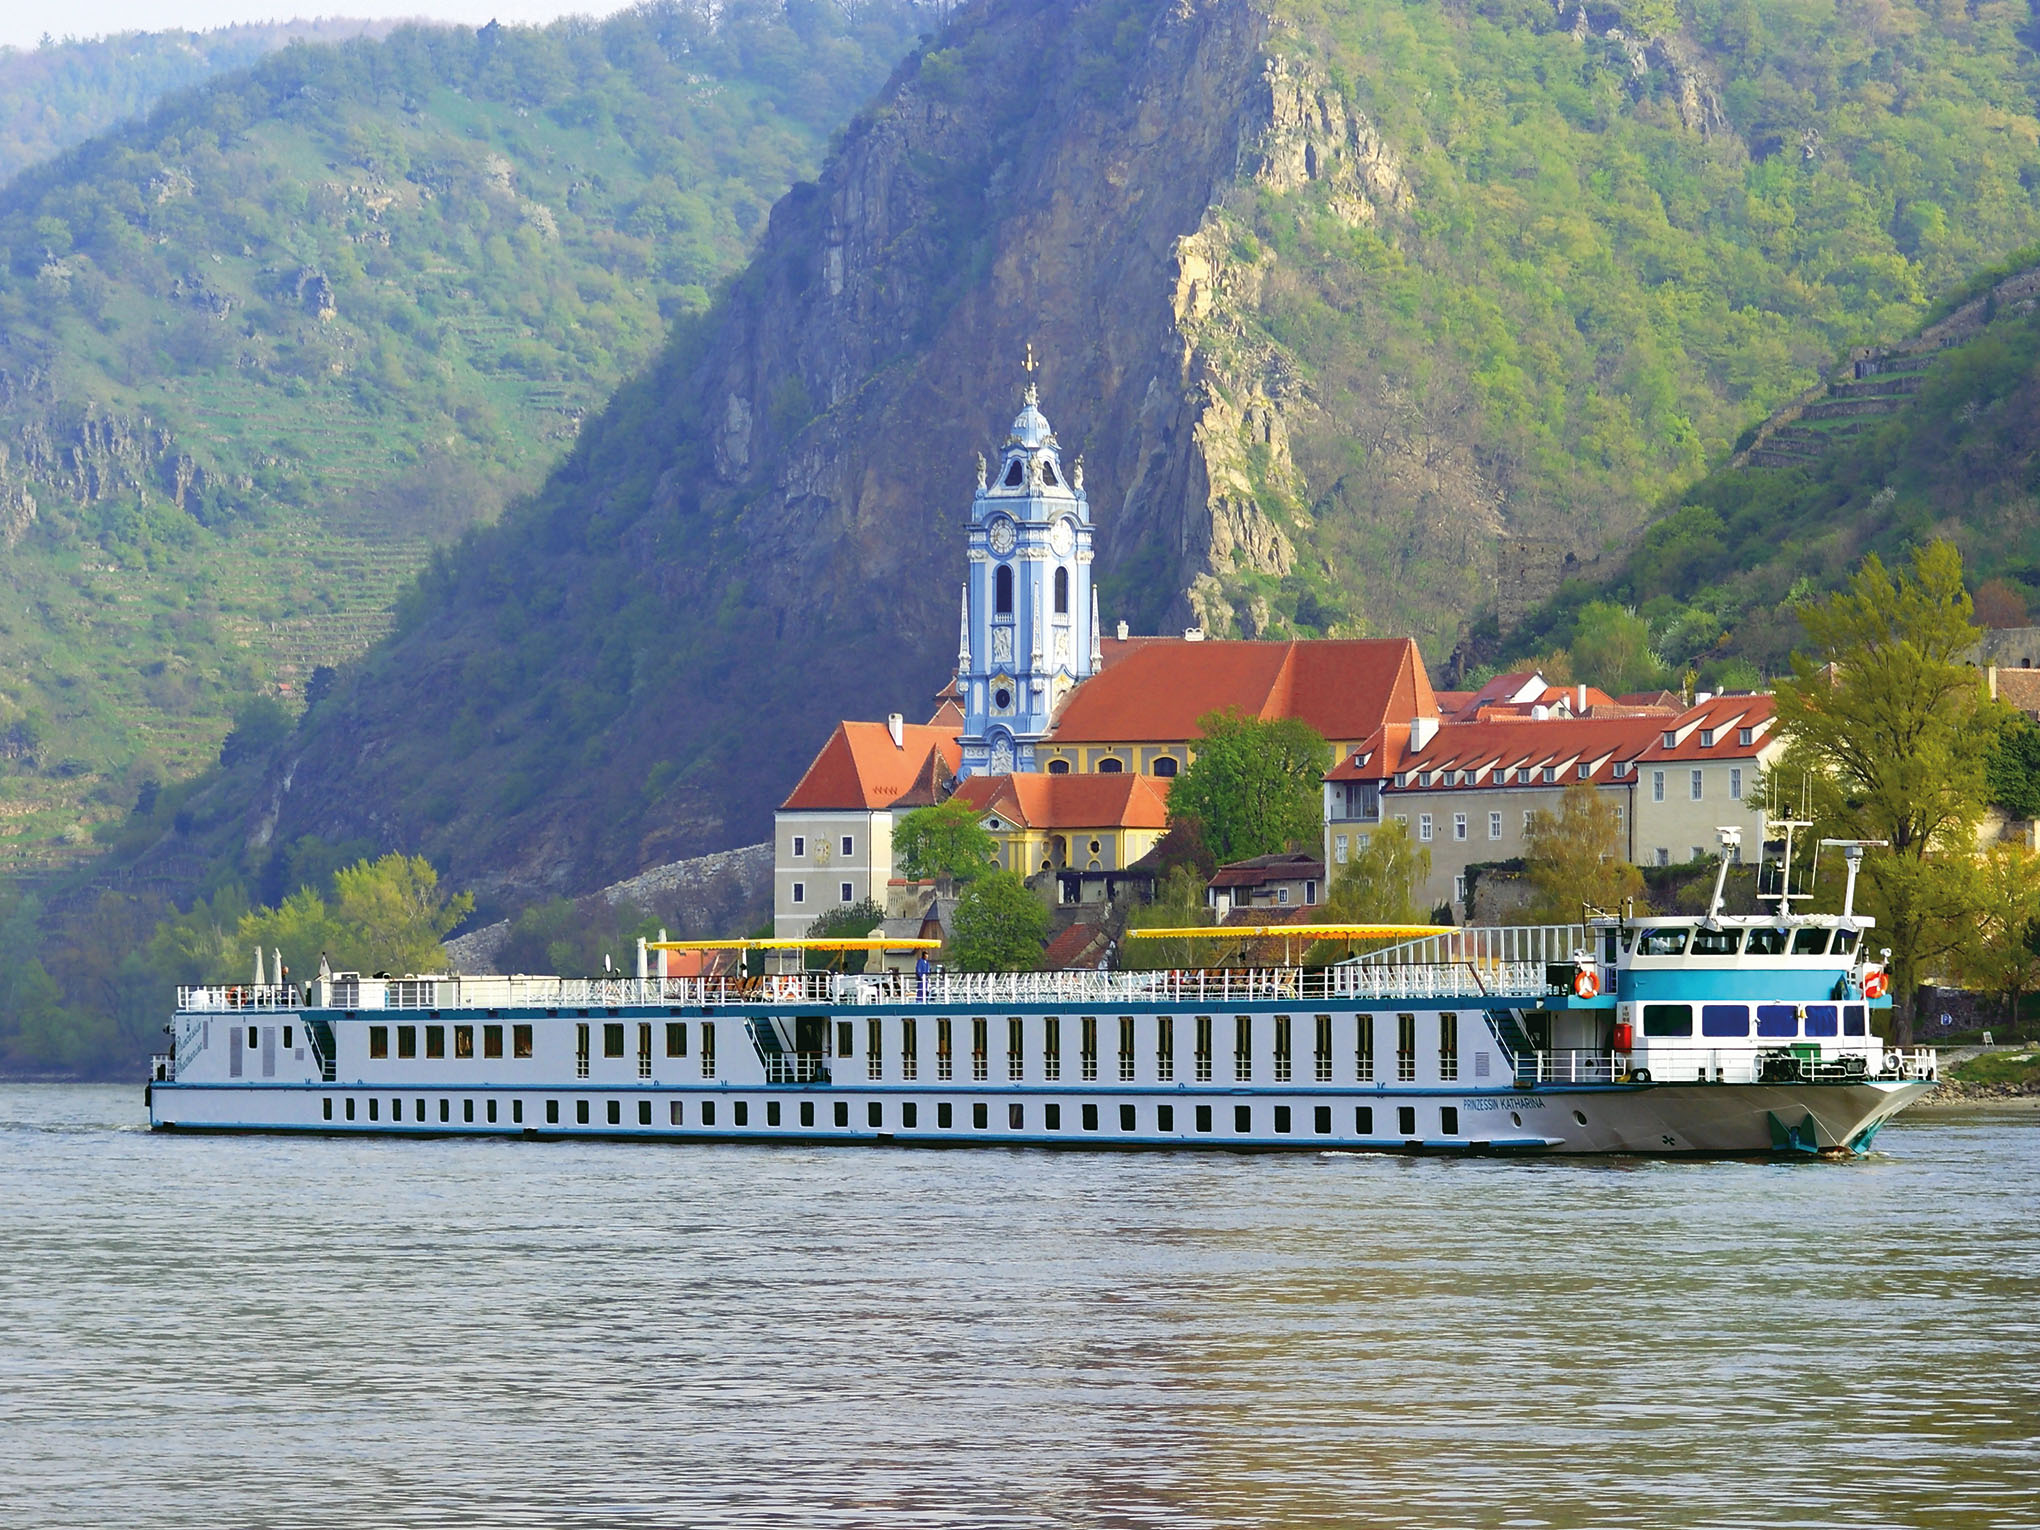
[1573, 1110, 1588, 1126]
[1510, 1111, 1523, 1128]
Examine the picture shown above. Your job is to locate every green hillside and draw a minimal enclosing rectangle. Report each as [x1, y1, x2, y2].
[0, 1, 927, 875]
[1495, 253, 2040, 684]
[0, 21, 397, 186]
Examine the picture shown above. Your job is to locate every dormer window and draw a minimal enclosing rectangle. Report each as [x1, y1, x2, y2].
[1739, 726, 1754, 746]
[1541, 766, 1556, 783]
[1516, 768, 1531, 784]
[1419, 771, 1432, 787]
[1003, 458, 1024, 487]
[1577, 762, 1590, 779]
[1394, 772, 1408, 788]
[1663, 731, 1677, 748]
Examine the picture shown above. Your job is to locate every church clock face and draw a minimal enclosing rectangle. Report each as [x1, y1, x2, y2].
[987, 516, 1016, 556]
[1049, 516, 1075, 559]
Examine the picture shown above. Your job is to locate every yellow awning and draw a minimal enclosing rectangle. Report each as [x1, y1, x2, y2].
[1127, 924, 1440, 940]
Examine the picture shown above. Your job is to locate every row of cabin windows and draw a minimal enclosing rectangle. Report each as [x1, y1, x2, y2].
[1640, 1003, 1870, 1039]
[788, 881, 858, 906]
[318, 1094, 1460, 1137]
[367, 1023, 533, 1060]
[848, 1011, 1458, 1085]
[787, 834, 857, 860]
[991, 564, 1073, 616]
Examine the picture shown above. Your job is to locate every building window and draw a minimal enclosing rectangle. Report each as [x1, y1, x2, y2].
[1096, 756, 1124, 774]
[1652, 770, 1666, 803]
[1577, 762, 1589, 780]
[1690, 769, 1704, 801]
[1730, 768, 1744, 800]
[1454, 874, 1467, 904]
[791, 882, 805, 905]
[1153, 756, 1179, 777]
[840, 834, 854, 856]
[1663, 731, 1678, 748]
[1277, 888, 1290, 905]
[1419, 814, 1433, 842]
[1453, 813, 1467, 841]
[1054, 565, 1069, 614]
[1739, 726, 1754, 746]
[995, 563, 1013, 615]
[1523, 809, 1534, 833]
[839, 881, 854, 904]
[1655, 848, 1670, 867]
[1489, 811, 1502, 840]
[1541, 766, 1556, 783]
[792, 835, 805, 858]
[1334, 833, 1348, 863]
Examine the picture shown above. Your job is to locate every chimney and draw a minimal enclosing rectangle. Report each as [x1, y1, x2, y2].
[886, 712, 904, 747]
[1410, 714, 1438, 750]
[1576, 683, 1587, 713]
[1116, 619, 1129, 641]
[1989, 664, 1999, 701]
[1184, 626, 1204, 641]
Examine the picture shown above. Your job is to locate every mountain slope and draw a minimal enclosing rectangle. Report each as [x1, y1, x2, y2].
[0, 1, 928, 874]
[0, 21, 397, 186]
[1496, 253, 2040, 680]
[91, 0, 2040, 912]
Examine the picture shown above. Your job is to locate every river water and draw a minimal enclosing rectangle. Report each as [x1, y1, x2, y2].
[1, 1085, 2035, 1529]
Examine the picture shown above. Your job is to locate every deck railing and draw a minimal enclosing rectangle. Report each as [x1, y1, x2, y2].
[1348, 925, 1588, 970]
[1510, 1045, 1937, 1087]
[178, 961, 1560, 1014]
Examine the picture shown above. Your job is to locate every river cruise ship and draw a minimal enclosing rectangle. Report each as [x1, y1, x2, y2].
[148, 843, 1935, 1155]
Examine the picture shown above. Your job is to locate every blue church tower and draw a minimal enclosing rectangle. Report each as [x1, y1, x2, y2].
[957, 385, 1100, 778]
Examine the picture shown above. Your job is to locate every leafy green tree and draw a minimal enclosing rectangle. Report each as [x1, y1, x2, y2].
[1772, 542, 1996, 1043]
[1564, 603, 1666, 697]
[1962, 845, 2040, 1025]
[1325, 817, 1432, 925]
[239, 852, 473, 982]
[1166, 709, 1328, 864]
[946, 871, 1048, 973]
[498, 895, 662, 978]
[803, 897, 886, 972]
[1120, 864, 1216, 971]
[1524, 782, 1645, 924]
[893, 799, 997, 883]
[1985, 707, 2040, 820]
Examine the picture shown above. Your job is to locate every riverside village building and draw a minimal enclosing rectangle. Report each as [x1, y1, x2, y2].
[774, 389, 1781, 942]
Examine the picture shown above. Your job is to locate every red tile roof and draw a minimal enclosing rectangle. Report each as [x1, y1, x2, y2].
[949, 772, 1172, 830]
[1325, 695, 1779, 788]
[1040, 923, 1113, 970]
[780, 721, 964, 812]
[1050, 638, 1434, 744]
[1209, 851, 1325, 889]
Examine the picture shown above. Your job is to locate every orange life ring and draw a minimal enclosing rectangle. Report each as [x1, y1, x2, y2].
[1574, 968, 1600, 999]
[1862, 968, 1889, 999]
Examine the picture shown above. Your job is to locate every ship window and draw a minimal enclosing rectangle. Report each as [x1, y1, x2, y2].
[802, 1101, 817, 1127]
[576, 1100, 589, 1124]
[1356, 1106, 1372, 1133]
[1120, 1104, 1136, 1132]
[1397, 1105, 1416, 1136]
[1805, 1005, 1839, 1037]
[1234, 1105, 1251, 1134]
[1702, 1004, 1750, 1037]
[546, 1099, 559, 1124]
[903, 1102, 919, 1128]
[766, 1101, 781, 1127]
[1044, 1102, 1060, 1130]
[369, 1026, 388, 1059]
[1791, 927, 1831, 955]
[514, 1024, 532, 1058]
[455, 1025, 474, 1059]
[1441, 1106, 1459, 1135]
[938, 1102, 953, 1128]
[397, 1025, 416, 1059]
[1082, 1102, 1099, 1131]
[1832, 929, 1859, 955]
[1642, 1003, 1694, 1037]
[671, 1101, 684, 1126]
[426, 1025, 444, 1058]
[369, 1098, 379, 1121]
[1195, 1104, 1213, 1132]
[1745, 927, 1789, 955]
[605, 1100, 620, 1126]
[1054, 566, 1069, 613]
[323, 1097, 333, 1120]
[838, 1020, 856, 1059]
[1691, 928, 1742, 956]
[1844, 1005, 1867, 1036]
[513, 1099, 523, 1124]
[1274, 1105, 1291, 1134]
[484, 1024, 503, 1059]
[1756, 1005, 1798, 1037]
[701, 1101, 716, 1126]
[1156, 1014, 1174, 1080]
[995, 563, 1014, 613]
[1157, 1104, 1175, 1131]
[868, 1102, 883, 1129]
[1637, 928, 1690, 956]
[439, 1098, 449, 1123]
[487, 1099, 497, 1124]
[1313, 1105, 1332, 1134]
[346, 1097, 356, 1121]
[604, 1022, 625, 1057]
[664, 1022, 685, 1058]
[462, 1098, 473, 1123]
[836, 1101, 850, 1128]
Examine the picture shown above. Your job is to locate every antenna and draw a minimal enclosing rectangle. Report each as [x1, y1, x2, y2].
[1818, 839, 1888, 924]
[1704, 826, 1742, 925]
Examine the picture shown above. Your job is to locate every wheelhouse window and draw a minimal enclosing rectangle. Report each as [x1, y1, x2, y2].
[1744, 926, 1789, 956]
[1691, 927, 1742, 956]
[1791, 927, 1831, 956]
[1636, 928, 1690, 957]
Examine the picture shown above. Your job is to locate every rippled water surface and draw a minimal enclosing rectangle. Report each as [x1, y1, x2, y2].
[2, 1085, 2036, 1528]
